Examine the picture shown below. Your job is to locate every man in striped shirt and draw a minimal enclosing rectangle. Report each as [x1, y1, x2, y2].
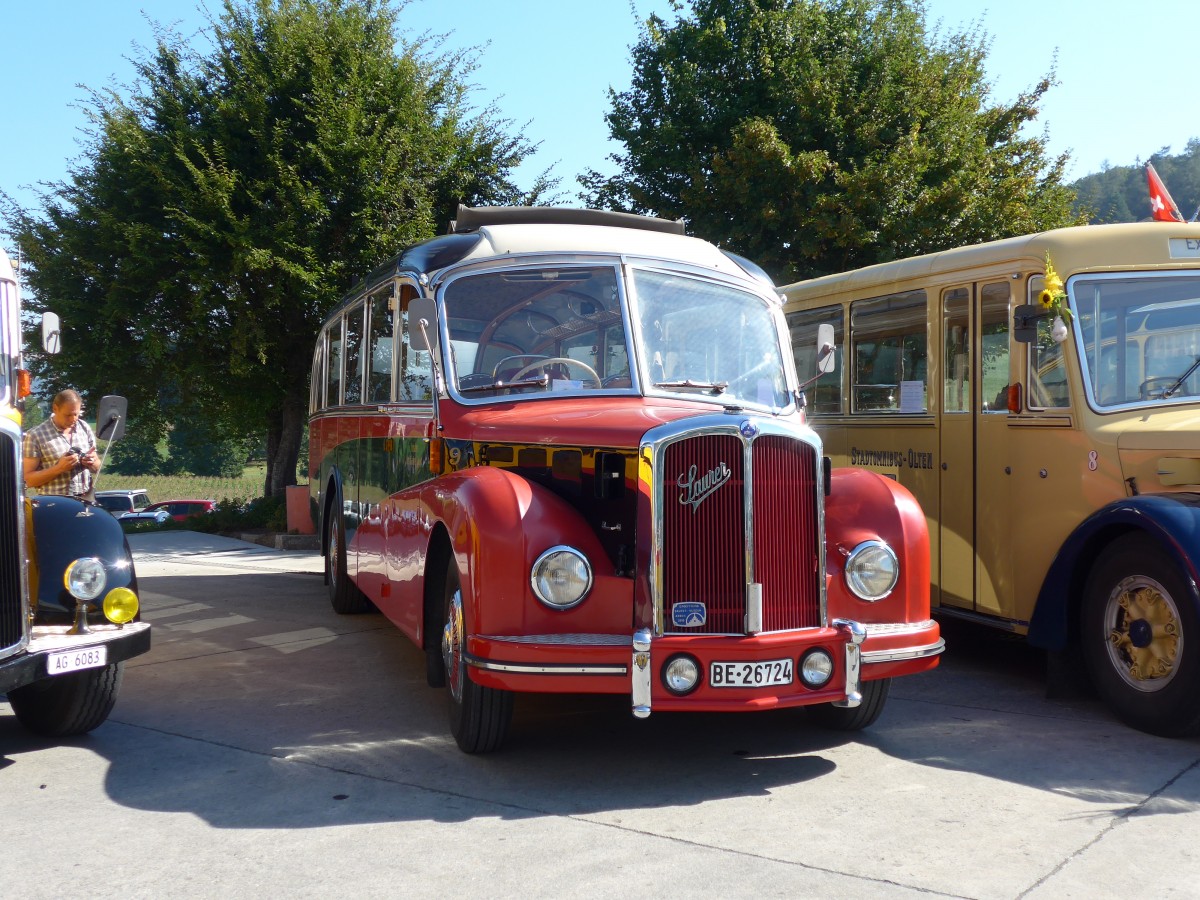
[23, 389, 101, 497]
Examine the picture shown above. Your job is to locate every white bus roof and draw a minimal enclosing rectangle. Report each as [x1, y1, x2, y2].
[782, 222, 1200, 302]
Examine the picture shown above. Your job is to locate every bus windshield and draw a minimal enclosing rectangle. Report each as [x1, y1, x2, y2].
[633, 268, 790, 410]
[440, 263, 791, 410]
[1074, 273, 1200, 408]
[442, 265, 628, 396]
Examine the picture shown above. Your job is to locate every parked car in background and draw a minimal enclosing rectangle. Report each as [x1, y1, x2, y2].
[118, 508, 172, 527]
[143, 499, 217, 522]
[94, 489, 151, 516]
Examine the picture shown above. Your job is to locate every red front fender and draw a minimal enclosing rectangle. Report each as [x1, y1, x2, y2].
[419, 467, 630, 638]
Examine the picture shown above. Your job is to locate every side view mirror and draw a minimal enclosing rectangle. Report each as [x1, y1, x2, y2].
[1013, 304, 1046, 344]
[409, 297, 437, 353]
[95, 395, 128, 443]
[816, 323, 837, 375]
[41, 312, 61, 355]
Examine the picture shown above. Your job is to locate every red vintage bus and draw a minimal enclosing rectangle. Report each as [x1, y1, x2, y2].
[309, 206, 942, 753]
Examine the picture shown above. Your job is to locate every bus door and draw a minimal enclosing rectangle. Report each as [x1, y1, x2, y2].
[938, 281, 1013, 614]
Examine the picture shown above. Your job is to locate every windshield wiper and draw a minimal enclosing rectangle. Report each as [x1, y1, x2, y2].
[457, 374, 549, 395]
[1162, 355, 1200, 398]
[654, 379, 728, 395]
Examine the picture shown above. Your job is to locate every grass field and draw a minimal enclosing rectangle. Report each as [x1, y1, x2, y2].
[96, 465, 275, 507]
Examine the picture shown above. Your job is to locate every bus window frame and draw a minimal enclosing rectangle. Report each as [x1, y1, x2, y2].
[848, 289, 929, 415]
[1024, 274, 1071, 412]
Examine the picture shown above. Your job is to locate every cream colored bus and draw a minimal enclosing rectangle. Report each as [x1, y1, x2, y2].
[783, 222, 1200, 737]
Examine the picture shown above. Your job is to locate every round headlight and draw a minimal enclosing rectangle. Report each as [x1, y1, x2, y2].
[800, 649, 835, 687]
[662, 654, 701, 695]
[530, 546, 592, 610]
[64, 557, 107, 601]
[103, 587, 139, 624]
[844, 540, 898, 601]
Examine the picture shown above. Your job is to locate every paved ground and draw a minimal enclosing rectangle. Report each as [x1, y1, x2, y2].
[3, 532, 1199, 899]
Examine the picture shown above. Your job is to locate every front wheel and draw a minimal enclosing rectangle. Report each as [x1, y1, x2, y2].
[8, 662, 125, 736]
[442, 557, 512, 753]
[806, 677, 890, 731]
[1082, 533, 1200, 736]
[326, 509, 372, 615]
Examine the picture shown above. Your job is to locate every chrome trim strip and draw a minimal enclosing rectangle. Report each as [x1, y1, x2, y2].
[465, 654, 627, 676]
[862, 639, 946, 664]
[481, 633, 632, 646]
[863, 620, 937, 637]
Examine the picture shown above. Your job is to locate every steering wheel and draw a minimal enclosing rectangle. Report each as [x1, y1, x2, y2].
[511, 357, 602, 387]
[1140, 376, 1180, 400]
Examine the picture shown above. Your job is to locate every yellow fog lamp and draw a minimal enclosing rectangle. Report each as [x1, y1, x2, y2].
[64, 557, 107, 635]
[103, 587, 139, 624]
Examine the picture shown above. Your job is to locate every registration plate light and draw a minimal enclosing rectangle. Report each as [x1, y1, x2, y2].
[709, 658, 793, 688]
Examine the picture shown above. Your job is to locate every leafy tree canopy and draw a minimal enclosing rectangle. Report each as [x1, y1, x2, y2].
[582, 0, 1082, 282]
[1072, 139, 1200, 224]
[4, 0, 551, 496]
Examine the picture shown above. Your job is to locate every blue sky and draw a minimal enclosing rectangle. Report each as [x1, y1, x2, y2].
[2, 0, 1196, 221]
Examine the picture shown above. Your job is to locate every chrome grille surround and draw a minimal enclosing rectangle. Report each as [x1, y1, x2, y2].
[641, 414, 825, 637]
[0, 425, 29, 660]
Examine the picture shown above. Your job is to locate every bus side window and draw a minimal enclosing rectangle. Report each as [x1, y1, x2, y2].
[1027, 275, 1070, 409]
[942, 287, 970, 413]
[399, 285, 433, 402]
[366, 287, 394, 404]
[980, 282, 1011, 413]
[311, 330, 327, 412]
[850, 290, 927, 413]
[344, 301, 366, 406]
[326, 318, 344, 407]
[786, 304, 843, 414]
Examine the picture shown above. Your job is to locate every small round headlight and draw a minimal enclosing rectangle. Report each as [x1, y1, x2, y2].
[64, 557, 107, 601]
[662, 655, 701, 695]
[800, 649, 835, 687]
[530, 546, 592, 610]
[103, 587, 139, 624]
[844, 540, 898, 601]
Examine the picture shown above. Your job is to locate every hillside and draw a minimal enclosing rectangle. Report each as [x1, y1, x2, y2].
[1071, 139, 1200, 223]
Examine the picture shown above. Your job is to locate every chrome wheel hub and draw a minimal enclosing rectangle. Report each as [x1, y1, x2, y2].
[442, 587, 464, 702]
[1104, 575, 1182, 692]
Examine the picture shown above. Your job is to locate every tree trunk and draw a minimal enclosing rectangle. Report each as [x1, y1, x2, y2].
[264, 395, 305, 498]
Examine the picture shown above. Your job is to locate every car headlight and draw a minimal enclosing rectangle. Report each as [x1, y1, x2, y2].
[64, 557, 107, 601]
[844, 540, 898, 601]
[530, 546, 592, 610]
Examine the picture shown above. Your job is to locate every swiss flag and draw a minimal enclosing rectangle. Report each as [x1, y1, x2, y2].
[1147, 163, 1185, 222]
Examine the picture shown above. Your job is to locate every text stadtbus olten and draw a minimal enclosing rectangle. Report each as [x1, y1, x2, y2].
[850, 447, 935, 470]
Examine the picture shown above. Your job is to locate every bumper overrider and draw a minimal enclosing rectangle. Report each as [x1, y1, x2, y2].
[465, 619, 943, 716]
[0, 622, 151, 695]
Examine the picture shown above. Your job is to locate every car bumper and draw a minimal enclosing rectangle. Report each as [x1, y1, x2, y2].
[0, 622, 151, 695]
[467, 619, 942, 716]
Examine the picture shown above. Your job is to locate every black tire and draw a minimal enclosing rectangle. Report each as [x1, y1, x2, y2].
[326, 509, 372, 615]
[442, 557, 512, 753]
[1082, 533, 1200, 737]
[807, 677, 890, 731]
[8, 662, 124, 737]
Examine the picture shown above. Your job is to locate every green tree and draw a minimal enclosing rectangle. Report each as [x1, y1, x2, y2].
[4, 0, 550, 497]
[1072, 139, 1200, 224]
[167, 415, 247, 478]
[105, 417, 166, 476]
[583, 0, 1081, 282]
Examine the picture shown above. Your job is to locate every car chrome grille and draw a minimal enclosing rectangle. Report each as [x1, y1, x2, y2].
[0, 430, 24, 656]
[659, 430, 820, 635]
